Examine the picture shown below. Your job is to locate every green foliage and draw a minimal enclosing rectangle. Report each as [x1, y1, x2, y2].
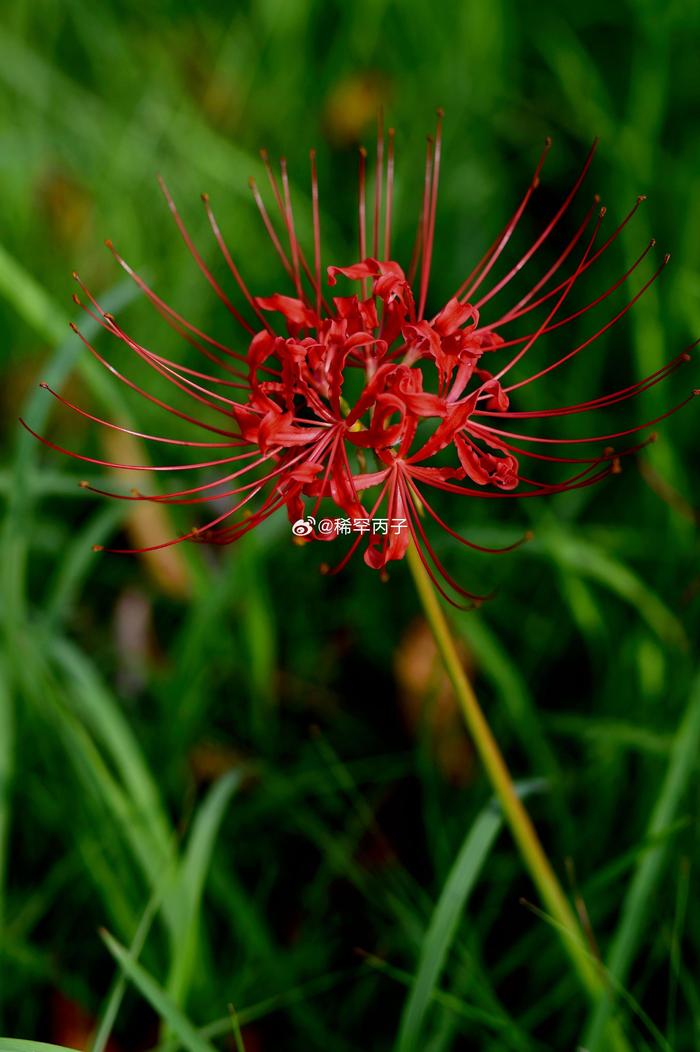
[0, 0, 699, 1049]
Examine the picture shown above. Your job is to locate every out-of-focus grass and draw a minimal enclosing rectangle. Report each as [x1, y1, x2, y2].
[0, 0, 699, 1049]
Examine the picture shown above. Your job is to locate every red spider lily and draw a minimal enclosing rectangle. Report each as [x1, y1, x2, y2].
[24, 112, 697, 608]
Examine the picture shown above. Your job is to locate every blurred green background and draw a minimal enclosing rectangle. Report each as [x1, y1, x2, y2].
[1, 1, 699, 1049]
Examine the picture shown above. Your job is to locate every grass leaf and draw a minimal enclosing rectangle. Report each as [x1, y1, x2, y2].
[100, 930, 219, 1052]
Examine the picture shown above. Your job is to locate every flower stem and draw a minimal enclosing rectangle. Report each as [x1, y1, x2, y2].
[405, 541, 629, 1048]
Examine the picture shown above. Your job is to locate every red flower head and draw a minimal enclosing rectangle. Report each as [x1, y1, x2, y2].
[26, 113, 697, 607]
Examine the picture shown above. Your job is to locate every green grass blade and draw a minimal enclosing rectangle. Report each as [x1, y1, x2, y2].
[0, 266, 136, 629]
[100, 930, 218, 1052]
[166, 770, 242, 1008]
[0, 658, 13, 936]
[0, 241, 67, 344]
[457, 614, 564, 798]
[227, 1006, 247, 1052]
[584, 672, 700, 1049]
[44, 504, 127, 628]
[536, 532, 687, 651]
[91, 889, 163, 1052]
[0, 1042, 81, 1052]
[395, 800, 503, 1052]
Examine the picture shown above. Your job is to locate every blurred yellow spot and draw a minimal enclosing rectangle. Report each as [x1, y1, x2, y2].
[323, 74, 390, 146]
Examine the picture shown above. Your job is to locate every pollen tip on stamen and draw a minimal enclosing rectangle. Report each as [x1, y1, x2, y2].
[69, 321, 79, 333]
[104, 312, 116, 324]
[248, 176, 256, 189]
[201, 191, 210, 203]
[637, 194, 647, 203]
[593, 193, 601, 204]
[544, 135, 553, 148]
[79, 480, 90, 489]
[649, 432, 659, 443]
[130, 488, 142, 498]
[650, 238, 656, 248]
[71, 293, 81, 306]
[612, 457, 623, 474]
[599, 206, 607, 219]
[524, 529, 534, 542]
[436, 106, 445, 118]
[92, 545, 104, 553]
[104, 239, 115, 252]
[71, 271, 79, 281]
[320, 562, 330, 575]
[603, 445, 615, 457]
[380, 569, 390, 584]
[359, 145, 368, 158]
[692, 388, 700, 397]
[39, 382, 49, 390]
[663, 253, 671, 264]
[259, 148, 269, 161]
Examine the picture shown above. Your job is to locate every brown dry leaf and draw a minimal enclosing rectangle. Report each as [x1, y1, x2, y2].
[101, 429, 193, 599]
[51, 990, 121, 1052]
[395, 618, 474, 786]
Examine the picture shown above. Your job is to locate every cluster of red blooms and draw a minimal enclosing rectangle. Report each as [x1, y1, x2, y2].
[27, 113, 696, 606]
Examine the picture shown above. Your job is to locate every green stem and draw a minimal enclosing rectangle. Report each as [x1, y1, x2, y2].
[405, 542, 629, 1050]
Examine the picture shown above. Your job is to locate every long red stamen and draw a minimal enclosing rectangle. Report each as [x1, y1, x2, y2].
[373, 110, 384, 259]
[489, 195, 646, 331]
[488, 207, 605, 386]
[323, 475, 391, 576]
[401, 476, 485, 608]
[475, 391, 697, 445]
[73, 278, 251, 386]
[477, 348, 692, 418]
[67, 323, 242, 437]
[383, 127, 395, 261]
[499, 251, 669, 394]
[201, 193, 274, 333]
[19, 419, 257, 474]
[310, 149, 322, 317]
[260, 151, 330, 313]
[249, 175, 295, 279]
[414, 135, 433, 299]
[454, 137, 552, 302]
[487, 238, 656, 356]
[404, 473, 531, 554]
[74, 289, 252, 393]
[358, 146, 368, 298]
[472, 139, 598, 308]
[39, 384, 248, 449]
[417, 111, 443, 320]
[280, 157, 305, 300]
[104, 241, 249, 364]
[158, 177, 255, 334]
[409, 461, 615, 499]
